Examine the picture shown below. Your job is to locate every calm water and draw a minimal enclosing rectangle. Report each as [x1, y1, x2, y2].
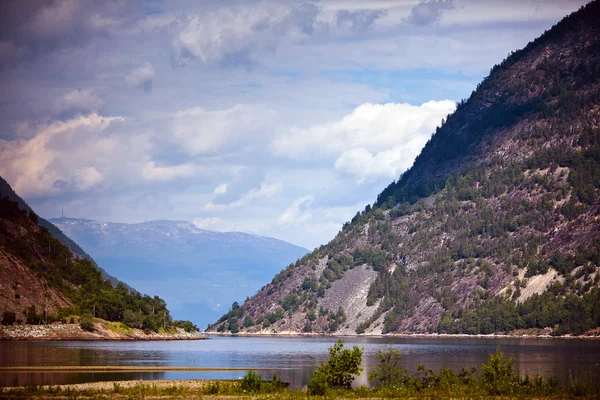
[1, 336, 599, 388]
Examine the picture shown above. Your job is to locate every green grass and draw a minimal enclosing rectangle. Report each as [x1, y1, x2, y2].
[102, 320, 134, 334]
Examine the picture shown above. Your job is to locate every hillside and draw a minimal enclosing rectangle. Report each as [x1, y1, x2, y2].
[50, 217, 308, 328]
[0, 176, 124, 287]
[207, 1, 600, 336]
[0, 180, 196, 333]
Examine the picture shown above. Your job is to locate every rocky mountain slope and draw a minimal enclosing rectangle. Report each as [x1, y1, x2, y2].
[208, 1, 600, 336]
[51, 218, 308, 328]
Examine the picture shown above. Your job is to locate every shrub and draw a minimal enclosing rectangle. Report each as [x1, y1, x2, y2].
[369, 345, 406, 388]
[307, 369, 329, 396]
[241, 370, 262, 392]
[308, 339, 363, 395]
[1, 311, 16, 325]
[479, 346, 516, 395]
[204, 381, 221, 394]
[79, 313, 94, 332]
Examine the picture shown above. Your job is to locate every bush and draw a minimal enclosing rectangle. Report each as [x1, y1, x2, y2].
[369, 345, 406, 388]
[308, 339, 363, 394]
[79, 313, 94, 332]
[1, 311, 16, 325]
[308, 369, 329, 396]
[241, 370, 262, 392]
[479, 347, 516, 395]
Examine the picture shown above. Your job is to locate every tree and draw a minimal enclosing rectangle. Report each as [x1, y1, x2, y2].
[308, 339, 363, 395]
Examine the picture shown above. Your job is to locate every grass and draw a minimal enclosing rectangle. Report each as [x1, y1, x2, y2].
[102, 320, 134, 334]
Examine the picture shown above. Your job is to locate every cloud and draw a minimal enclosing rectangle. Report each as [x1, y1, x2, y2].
[205, 181, 283, 211]
[173, 104, 275, 155]
[214, 184, 228, 195]
[0, 0, 130, 64]
[335, 9, 387, 34]
[141, 161, 199, 182]
[0, 113, 124, 198]
[172, 2, 387, 67]
[173, 2, 318, 66]
[273, 100, 456, 181]
[278, 195, 314, 226]
[55, 89, 104, 115]
[406, 0, 454, 26]
[125, 62, 156, 93]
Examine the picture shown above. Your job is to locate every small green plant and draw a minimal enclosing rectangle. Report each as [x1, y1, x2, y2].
[204, 380, 221, 394]
[308, 339, 363, 395]
[79, 313, 94, 332]
[112, 382, 121, 393]
[241, 370, 262, 392]
[568, 373, 589, 397]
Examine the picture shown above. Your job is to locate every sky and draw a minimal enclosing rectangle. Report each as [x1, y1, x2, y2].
[0, 0, 589, 250]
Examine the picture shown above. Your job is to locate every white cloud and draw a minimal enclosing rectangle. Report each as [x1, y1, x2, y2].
[125, 62, 156, 92]
[141, 161, 198, 182]
[0, 114, 123, 198]
[205, 181, 283, 211]
[273, 100, 456, 181]
[55, 89, 104, 114]
[278, 195, 315, 226]
[214, 183, 228, 194]
[173, 104, 275, 155]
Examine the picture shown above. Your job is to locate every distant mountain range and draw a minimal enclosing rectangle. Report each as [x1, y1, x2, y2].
[51, 217, 309, 328]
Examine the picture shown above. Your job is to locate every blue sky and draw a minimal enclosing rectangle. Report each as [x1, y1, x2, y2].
[0, 0, 589, 249]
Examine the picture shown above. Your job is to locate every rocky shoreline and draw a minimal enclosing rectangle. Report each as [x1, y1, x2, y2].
[0, 323, 207, 341]
[204, 328, 600, 339]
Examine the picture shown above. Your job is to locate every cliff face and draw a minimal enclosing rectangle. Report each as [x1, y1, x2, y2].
[208, 1, 600, 336]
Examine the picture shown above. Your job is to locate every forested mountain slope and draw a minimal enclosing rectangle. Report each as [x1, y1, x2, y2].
[0, 176, 124, 287]
[208, 1, 600, 336]
[0, 179, 191, 331]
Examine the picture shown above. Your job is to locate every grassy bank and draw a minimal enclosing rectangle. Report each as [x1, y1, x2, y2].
[1, 377, 597, 400]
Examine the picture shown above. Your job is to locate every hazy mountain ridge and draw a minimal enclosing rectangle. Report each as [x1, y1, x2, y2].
[208, 1, 600, 336]
[51, 217, 309, 328]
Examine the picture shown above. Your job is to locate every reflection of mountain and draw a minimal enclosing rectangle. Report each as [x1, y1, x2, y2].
[50, 217, 309, 328]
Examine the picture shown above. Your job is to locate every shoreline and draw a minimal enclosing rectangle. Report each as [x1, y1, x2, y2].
[0, 323, 207, 341]
[203, 331, 600, 340]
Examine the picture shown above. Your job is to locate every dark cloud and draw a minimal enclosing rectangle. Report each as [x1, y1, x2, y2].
[335, 9, 387, 34]
[0, 0, 137, 65]
[288, 3, 320, 35]
[406, 0, 454, 26]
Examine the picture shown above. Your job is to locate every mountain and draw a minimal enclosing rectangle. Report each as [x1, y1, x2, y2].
[50, 217, 309, 328]
[0, 179, 190, 331]
[208, 1, 600, 336]
[0, 176, 124, 288]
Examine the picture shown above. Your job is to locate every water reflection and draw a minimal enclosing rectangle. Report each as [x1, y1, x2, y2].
[1, 336, 599, 389]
